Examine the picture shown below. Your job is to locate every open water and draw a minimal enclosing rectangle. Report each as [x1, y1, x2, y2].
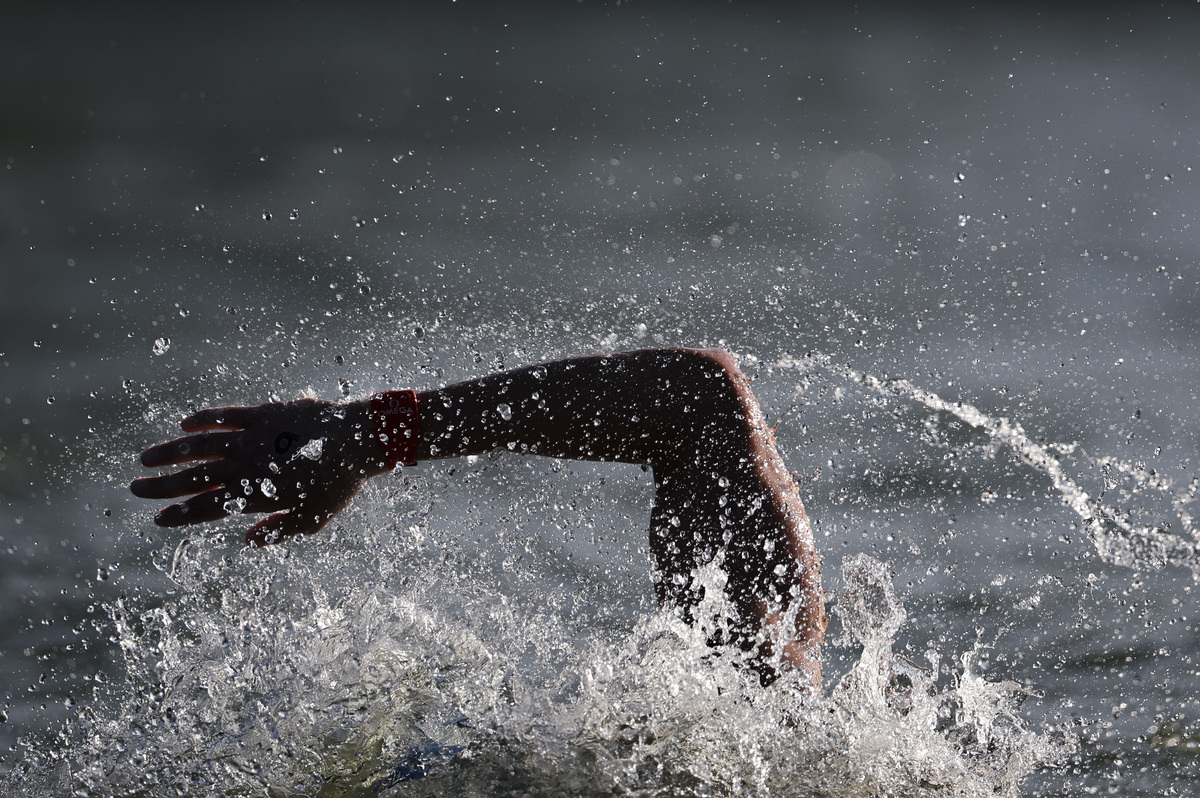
[4, 3, 1200, 795]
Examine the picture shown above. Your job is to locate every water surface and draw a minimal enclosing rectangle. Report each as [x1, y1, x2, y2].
[3, 4, 1200, 795]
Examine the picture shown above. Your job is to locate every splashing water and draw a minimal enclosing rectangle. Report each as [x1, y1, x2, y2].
[12, 531, 1065, 797]
[779, 352, 1200, 578]
[27, 352, 1191, 796]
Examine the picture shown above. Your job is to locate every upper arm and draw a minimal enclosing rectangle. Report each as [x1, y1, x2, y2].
[645, 349, 823, 653]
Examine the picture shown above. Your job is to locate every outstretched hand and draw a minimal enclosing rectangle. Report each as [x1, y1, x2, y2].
[131, 398, 386, 546]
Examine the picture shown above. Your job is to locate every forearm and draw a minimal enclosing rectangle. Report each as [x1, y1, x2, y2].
[411, 348, 745, 467]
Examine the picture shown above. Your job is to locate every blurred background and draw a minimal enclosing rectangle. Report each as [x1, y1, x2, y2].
[3, 2, 1200, 794]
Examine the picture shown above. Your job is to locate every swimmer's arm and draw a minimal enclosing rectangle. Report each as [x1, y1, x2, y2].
[413, 347, 741, 465]
[417, 347, 824, 683]
[132, 348, 823, 682]
[131, 348, 727, 540]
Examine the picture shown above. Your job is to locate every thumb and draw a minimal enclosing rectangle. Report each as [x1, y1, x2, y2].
[245, 508, 332, 547]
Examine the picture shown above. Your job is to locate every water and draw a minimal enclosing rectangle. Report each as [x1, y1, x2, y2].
[4, 3, 1200, 795]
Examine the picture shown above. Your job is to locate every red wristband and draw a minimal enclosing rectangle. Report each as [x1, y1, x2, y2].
[369, 389, 419, 470]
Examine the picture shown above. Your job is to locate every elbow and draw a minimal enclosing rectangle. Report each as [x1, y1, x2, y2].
[666, 347, 751, 405]
[649, 347, 756, 458]
[676, 346, 742, 376]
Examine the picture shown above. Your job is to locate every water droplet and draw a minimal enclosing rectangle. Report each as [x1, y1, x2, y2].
[178, 307, 190, 318]
[33, 340, 42, 348]
[152, 337, 171, 356]
[260, 479, 277, 498]
[497, 403, 513, 421]
[954, 172, 966, 183]
[261, 210, 272, 221]
[298, 438, 324, 460]
[289, 209, 299, 220]
[46, 396, 55, 405]
[223, 496, 247, 515]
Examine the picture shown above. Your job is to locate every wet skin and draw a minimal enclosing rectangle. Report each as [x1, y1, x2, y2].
[132, 348, 825, 684]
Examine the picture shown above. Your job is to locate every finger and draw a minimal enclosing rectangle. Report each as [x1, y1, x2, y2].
[246, 508, 332, 547]
[152, 487, 243, 527]
[140, 431, 240, 468]
[130, 461, 230, 500]
[180, 406, 260, 433]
